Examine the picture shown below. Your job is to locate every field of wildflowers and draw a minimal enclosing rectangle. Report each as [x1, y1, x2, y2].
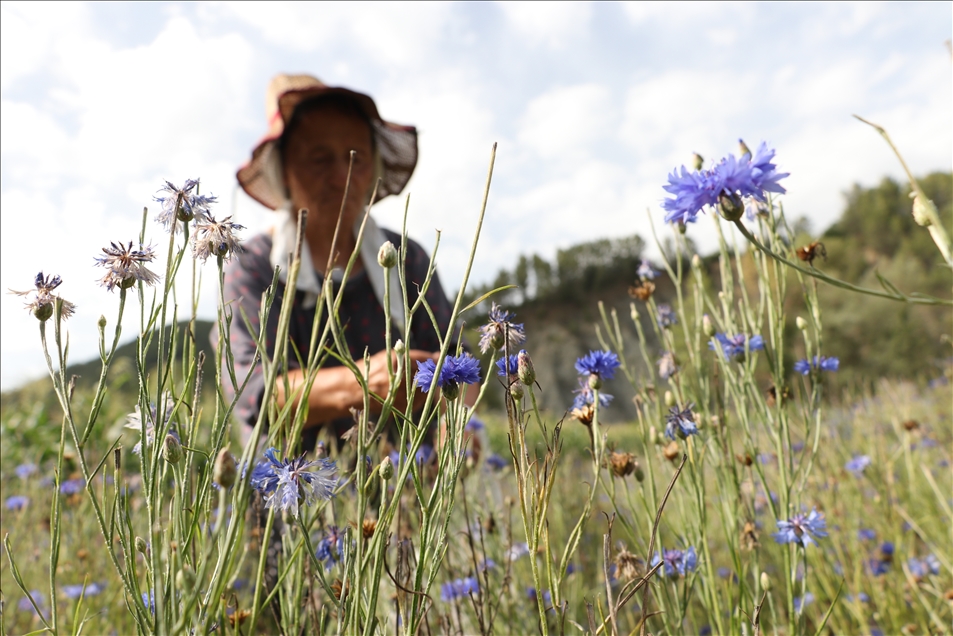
[1, 126, 951, 636]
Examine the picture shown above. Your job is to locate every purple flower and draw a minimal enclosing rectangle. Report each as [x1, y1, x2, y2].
[665, 403, 698, 440]
[793, 592, 814, 613]
[526, 587, 553, 607]
[845, 455, 871, 475]
[485, 453, 508, 472]
[637, 259, 660, 280]
[191, 215, 245, 263]
[575, 350, 621, 380]
[845, 592, 870, 603]
[571, 379, 613, 410]
[465, 416, 485, 432]
[709, 333, 764, 361]
[14, 463, 37, 479]
[773, 508, 827, 547]
[94, 242, 160, 291]
[661, 141, 788, 225]
[651, 546, 698, 577]
[478, 303, 526, 354]
[388, 444, 435, 473]
[315, 525, 345, 569]
[656, 304, 678, 328]
[857, 528, 876, 541]
[154, 179, 217, 230]
[908, 555, 941, 578]
[9, 272, 76, 321]
[60, 478, 85, 495]
[415, 354, 481, 399]
[441, 576, 479, 602]
[62, 582, 105, 599]
[5, 495, 29, 511]
[250, 448, 337, 516]
[18, 591, 46, 614]
[794, 356, 839, 375]
[496, 354, 519, 377]
[125, 394, 177, 455]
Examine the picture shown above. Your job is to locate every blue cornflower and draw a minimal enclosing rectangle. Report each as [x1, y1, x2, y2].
[250, 448, 337, 516]
[142, 590, 155, 615]
[506, 542, 530, 562]
[315, 525, 345, 569]
[155, 179, 218, 230]
[5, 495, 29, 511]
[9, 272, 77, 321]
[772, 508, 827, 547]
[637, 259, 660, 280]
[845, 455, 871, 475]
[62, 582, 105, 599]
[125, 394, 178, 455]
[651, 546, 698, 577]
[15, 463, 37, 479]
[479, 558, 496, 572]
[478, 303, 526, 354]
[857, 528, 876, 541]
[441, 576, 479, 602]
[656, 304, 678, 328]
[496, 354, 519, 377]
[94, 242, 160, 291]
[793, 592, 815, 613]
[908, 555, 941, 578]
[665, 403, 698, 440]
[388, 444, 435, 474]
[571, 380, 614, 409]
[662, 141, 788, 225]
[18, 591, 46, 614]
[191, 215, 245, 263]
[709, 333, 764, 361]
[845, 592, 870, 603]
[794, 356, 839, 375]
[485, 453, 508, 472]
[415, 354, 481, 400]
[465, 416, 485, 432]
[575, 350, 621, 384]
[868, 542, 893, 576]
[60, 478, 85, 495]
[526, 587, 553, 607]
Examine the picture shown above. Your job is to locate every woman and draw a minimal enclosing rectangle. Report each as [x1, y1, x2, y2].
[227, 74, 461, 451]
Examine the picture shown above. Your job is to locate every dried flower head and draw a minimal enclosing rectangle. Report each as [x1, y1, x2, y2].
[741, 520, 760, 551]
[614, 548, 644, 582]
[628, 280, 655, 301]
[9, 272, 76, 321]
[191, 215, 245, 262]
[362, 518, 377, 539]
[570, 379, 613, 425]
[607, 451, 637, 478]
[662, 441, 681, 462]
[478, 303, 526, 354]
[795, 241, 826, 264]
[95, 242, 160, 291]
[902, 419, 920, 431]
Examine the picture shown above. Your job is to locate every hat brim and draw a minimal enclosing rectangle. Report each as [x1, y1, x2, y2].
[237, 85, 418, 211]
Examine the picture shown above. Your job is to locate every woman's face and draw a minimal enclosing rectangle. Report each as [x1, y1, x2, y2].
[282, 104, 375, 230]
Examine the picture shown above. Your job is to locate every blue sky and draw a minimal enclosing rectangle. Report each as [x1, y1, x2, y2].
[2, 2, 950, 388]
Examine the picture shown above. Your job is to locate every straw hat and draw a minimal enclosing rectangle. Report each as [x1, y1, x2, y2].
[237, 73, 418, 210]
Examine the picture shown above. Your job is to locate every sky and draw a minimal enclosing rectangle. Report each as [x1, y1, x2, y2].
[1, 2, 951, 390]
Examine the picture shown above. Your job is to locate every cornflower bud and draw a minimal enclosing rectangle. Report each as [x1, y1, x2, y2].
[692, 153, 704, 171]
[177, 564, 195, 593]
[213, 449, 237, 489]
[760, 571, 771, 592]
[135, 536, 148, 555]
[379, 456, 394, 481]
[394, 340, 405, 355]
[718, 191, 745, 222]
[692, 254, 702, 270]
[517, 350, 535, 386]
[633, 461, 645, 482]
[911, 194, 933, 227]
[378, 241, 398, 268]
[630, 304, 640, 323]
[509, 382, 524, 401]
[796, 316, 808, 330]
[588, 374, 603, 391]
[738, 139, 751, 157]
[98, 315, 108, 329]
[702, 314, 715, 337]
[163, 434, 182, 465]
[649, 426, 661, 446]
[664, 390, 676, 408]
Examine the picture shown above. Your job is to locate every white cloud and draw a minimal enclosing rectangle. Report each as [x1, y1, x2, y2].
[518, 83, 616, 159]
[497, 2, 592, 49]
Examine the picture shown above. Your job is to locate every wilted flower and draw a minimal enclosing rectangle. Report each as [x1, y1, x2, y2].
[709, 333, 764, 361]
[662, 141, 789, 225]
[154, 179, 216, 229]
[658, 351, 677, 380]
[441, 577, 479, 602]
[415, 354, 481, 400]
[637, 259, 660, 280]
[5, 495, 29, 511]
[191, 215, 245, 263]
[125, 395, 177, 455]
[15, 463, 37, 479]
[845, 454, 871, 475]
[651, 546, 698, 577]
[571, 379, 613, 425]
[665, 403, 698, 440]
[607, 451, 638, 478]
[794, 356, 839, 375]
[615, 548, 644, 581]
[656, 304, 678, 328]
[478, 303, 526, 354]
[9, 272, 76, 321]
[773, 508, 827, 547]
[250, 448, 337, 516]
[315, 525, 345, 569]
[94, 242, 160, 291]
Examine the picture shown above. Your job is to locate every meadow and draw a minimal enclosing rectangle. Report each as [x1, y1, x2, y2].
[1, 130, 951, 636]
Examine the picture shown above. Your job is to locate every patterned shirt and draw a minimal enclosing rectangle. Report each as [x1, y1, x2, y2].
[222, 229, 454, 447]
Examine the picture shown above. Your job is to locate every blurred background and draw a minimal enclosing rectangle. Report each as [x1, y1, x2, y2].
[2, 1, 951, 391]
